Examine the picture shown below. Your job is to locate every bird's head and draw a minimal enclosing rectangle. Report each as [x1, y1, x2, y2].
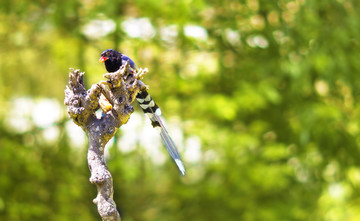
[99, 49, 123, 72]
[99, 49, 118, 63]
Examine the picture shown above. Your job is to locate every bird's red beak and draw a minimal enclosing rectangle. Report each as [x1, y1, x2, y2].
[99, 56, 108, 63]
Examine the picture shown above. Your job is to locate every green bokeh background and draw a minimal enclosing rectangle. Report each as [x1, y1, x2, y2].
[1, 0, 360, 220]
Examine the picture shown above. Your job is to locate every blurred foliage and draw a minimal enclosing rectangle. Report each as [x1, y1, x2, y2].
[1, 0, 360, 220]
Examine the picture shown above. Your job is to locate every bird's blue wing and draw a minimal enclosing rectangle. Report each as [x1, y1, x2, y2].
[121, 54, 138, 70]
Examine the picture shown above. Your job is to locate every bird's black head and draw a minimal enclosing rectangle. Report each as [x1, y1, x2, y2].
[99, 49, 122, 72]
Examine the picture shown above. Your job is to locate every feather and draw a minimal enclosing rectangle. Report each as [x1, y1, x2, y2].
[136, 91, 186, 175]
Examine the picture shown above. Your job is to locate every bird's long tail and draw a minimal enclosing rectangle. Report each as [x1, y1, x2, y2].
[136, 91, 186, 175]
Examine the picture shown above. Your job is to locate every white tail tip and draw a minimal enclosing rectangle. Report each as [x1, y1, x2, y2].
[175, 159, 186, 175]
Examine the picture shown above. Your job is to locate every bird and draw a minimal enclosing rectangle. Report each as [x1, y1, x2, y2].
[99, 49, 186, 175]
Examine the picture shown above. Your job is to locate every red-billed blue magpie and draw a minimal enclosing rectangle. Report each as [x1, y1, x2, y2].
[100, 49, 186, 175]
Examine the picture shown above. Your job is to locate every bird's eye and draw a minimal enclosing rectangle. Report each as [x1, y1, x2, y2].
[106, 52, 110, 56]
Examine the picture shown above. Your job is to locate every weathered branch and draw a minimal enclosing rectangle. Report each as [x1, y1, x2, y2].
[64, 62, 148, 221]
